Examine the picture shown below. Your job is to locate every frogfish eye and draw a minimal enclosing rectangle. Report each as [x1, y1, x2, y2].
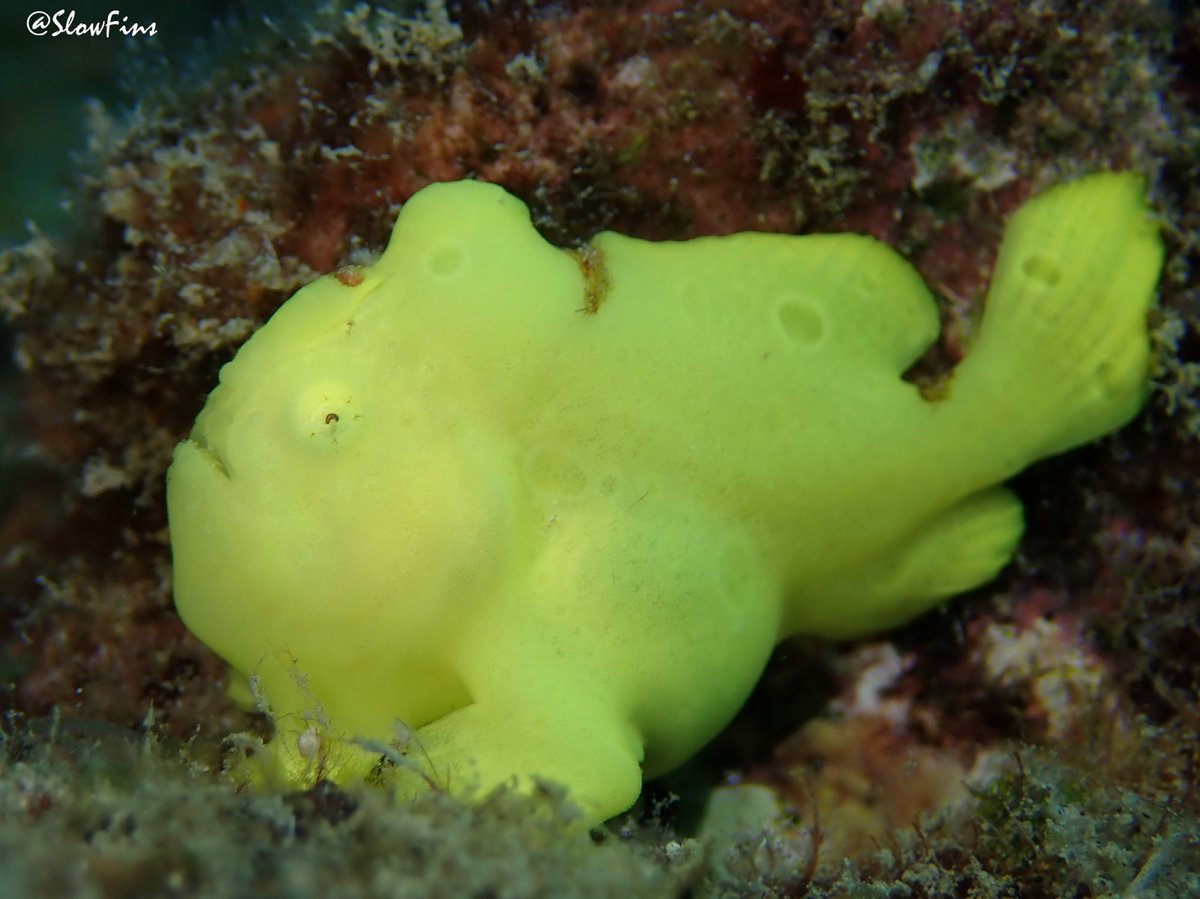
[293, 382, 363, 450]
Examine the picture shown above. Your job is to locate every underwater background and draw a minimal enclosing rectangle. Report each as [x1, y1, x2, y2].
[0, 1, 1198, 896]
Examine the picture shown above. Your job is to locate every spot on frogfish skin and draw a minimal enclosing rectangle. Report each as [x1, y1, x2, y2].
[427, 244, 467, 278]
[527, 445, 589, 497]
[774, 296, 827, 346]
[1021, 253, 1063, 287]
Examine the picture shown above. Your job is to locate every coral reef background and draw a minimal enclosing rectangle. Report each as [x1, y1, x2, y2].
[0, 1, 1198, 895]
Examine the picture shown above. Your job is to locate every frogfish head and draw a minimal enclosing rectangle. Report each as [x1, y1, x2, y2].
[166, 262, 516, 715]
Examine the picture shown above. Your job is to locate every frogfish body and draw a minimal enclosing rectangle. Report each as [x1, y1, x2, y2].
[167, 174, 1162, 821]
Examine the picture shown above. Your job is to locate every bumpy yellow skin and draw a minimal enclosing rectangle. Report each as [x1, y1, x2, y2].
[167, 174, 1162, 821]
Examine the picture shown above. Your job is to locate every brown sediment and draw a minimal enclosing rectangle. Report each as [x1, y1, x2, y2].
[569, 243, 610, 315]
